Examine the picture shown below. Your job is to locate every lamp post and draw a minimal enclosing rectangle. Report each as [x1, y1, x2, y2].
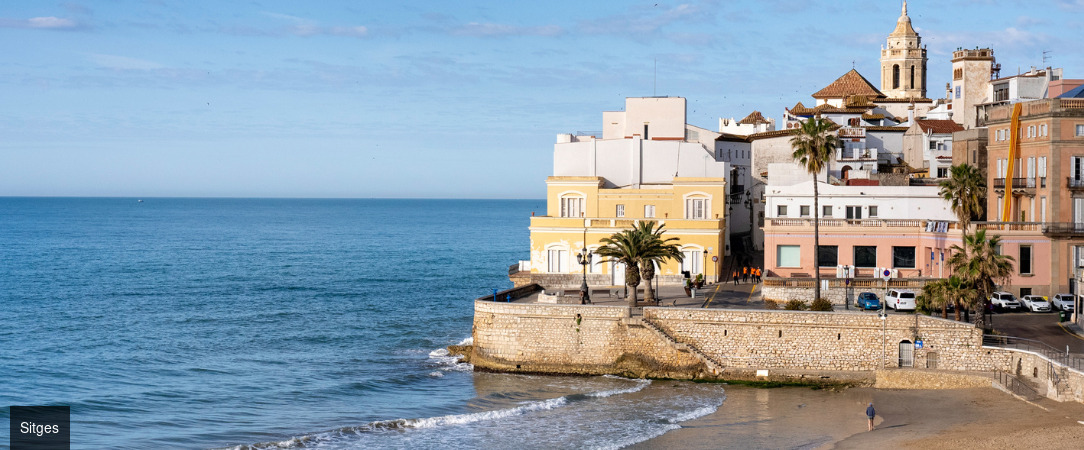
[576, 247, 591, 304]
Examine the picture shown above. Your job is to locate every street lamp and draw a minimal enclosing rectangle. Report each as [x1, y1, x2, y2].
[577, 247, 592, 304]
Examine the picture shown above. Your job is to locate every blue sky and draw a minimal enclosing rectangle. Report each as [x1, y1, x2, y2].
[1, 0, 1081, 198]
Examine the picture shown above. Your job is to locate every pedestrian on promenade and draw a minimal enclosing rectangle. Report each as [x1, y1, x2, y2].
[732, 270, 740, 285]
[866, 402, 876, 431]
[755, 267, 761, 283]
[742, 266, 749, 283]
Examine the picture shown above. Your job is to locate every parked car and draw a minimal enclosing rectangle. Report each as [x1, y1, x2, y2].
[1020, 295, 1051, 312]
[886, 289, 916, 311]
[989, 291, 1021, 311]
[1051, 293, 1076, 312]
[857, 292, 881, 310]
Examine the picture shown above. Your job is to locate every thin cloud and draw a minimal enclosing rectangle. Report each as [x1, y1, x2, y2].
[577, 3, 708, 35]
[0, 16, 81, 29]
[86, 53, 164, 71]
[450, 22, 562, 37]
[259, 11, 368, 38]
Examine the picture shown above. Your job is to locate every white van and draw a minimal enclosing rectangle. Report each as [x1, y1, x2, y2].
[886, 289, 917, 311]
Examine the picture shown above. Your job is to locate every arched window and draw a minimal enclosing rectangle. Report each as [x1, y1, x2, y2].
[680, 245, 704, 276]
[545, 244, 569, 273]
[910, 65, 915, 89]
[683, 193, 711, 219]
[892, 65, 900, 89]
[558, 192, 585, 218]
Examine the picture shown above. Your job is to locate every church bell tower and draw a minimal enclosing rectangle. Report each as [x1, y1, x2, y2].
[880, 1, 927, 99]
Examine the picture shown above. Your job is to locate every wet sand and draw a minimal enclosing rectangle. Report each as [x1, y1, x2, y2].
[630, 385, 1084, 449]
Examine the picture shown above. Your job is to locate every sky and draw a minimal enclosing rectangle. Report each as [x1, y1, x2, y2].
[1, 0, 1081, 199]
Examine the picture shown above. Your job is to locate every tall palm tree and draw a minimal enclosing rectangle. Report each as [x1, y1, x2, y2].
[633, 221, 684, 304]
[947, 229, 1014, 328]
[595, 228, 643, 308]
[939, 164, 986, 233]
[790, 116, 840, 305]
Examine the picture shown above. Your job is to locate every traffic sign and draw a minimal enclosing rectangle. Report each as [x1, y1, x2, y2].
[881, 269, 892, 281]
[711, 256, 718, 262]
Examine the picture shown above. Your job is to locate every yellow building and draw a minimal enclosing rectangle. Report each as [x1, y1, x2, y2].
[525, 97, 729, 287]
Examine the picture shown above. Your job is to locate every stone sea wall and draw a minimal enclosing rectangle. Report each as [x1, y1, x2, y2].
[471, 301, 1013, 382]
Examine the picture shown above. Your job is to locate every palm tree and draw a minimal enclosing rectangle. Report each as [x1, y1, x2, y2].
[595, 228, 644, 308]
[596, 221, 685, 307]
[947, 229, 1014, 328]
[633, 221, 684, 304]
[790, 116, 840, 305]
[939, 164, 986, 233]
[943, 275, 976, 322]
[917, 278, 949, 318]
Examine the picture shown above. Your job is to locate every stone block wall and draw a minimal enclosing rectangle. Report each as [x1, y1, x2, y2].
[472, 301, 1016, 380]
[1006, 350, 1084, 403]
[471, 301, 705, 379]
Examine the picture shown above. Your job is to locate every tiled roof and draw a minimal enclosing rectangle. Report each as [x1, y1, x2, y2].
[865, 126, 909, 132]
[915, 119, 964, 134]
[747, 129, 799, 141]
[812, 70, 885, 99]
[715, 132, 751, 142]
[739, 110, 771, 125]
[862, 113, 886, 120]
[877, 97, 933, 103]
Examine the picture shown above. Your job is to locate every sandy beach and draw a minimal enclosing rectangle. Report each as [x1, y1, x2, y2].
[630, 385, 1084, 449]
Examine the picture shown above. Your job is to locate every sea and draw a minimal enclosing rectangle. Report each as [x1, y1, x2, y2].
[0, 198, 727, 449]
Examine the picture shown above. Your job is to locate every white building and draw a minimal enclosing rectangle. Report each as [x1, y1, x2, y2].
[903, 119, 964, 179]
[719, 111, 775, 135]
[765, 179, 955, 222]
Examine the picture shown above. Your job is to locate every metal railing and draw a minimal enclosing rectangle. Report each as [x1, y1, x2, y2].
[994, 370, 1042, 401]
[993, 178, 1043, 189]
[982, 335, 1084, 371]
[1068, 178, 1084, 189]
[1042, 223, 1084, 235]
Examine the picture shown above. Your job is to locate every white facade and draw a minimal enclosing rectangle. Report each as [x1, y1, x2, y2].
[719, 117, 775, 135]
[765, 181, 955, 221]
[554, 138, 728, 187]
[602, 97, 687, 140]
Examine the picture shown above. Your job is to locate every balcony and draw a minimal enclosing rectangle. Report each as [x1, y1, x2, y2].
[1069, 178, 1084, 191]
[837, 127, 866, 139]
[1043, 223, 1084, 237]
[993, 177, 1044, 195]
[836, 147, 877, 163]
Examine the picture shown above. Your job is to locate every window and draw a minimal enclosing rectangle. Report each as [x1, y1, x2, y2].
[560, 196, 584, 218]
[615, 204, 625, 218]
[854, 246, 877, 268]
[645, 204, 655, 218]
[937, 167, 949, 178]
[1040, 124, 1047, 136]
[893, 64, 900, 89]
[1077, 124, 1084, 137]
[868, 206, 878, 217]
[686, 197, 707, 219]
[777, 205, 788, 217]
[547, 248, 568, 273]
[1073, 156, 1084, 182]
[955, 86, 961, 99]
[1041, 196, 1047, 222]
[1027, 125, 1035, 138]
[929, 141, 937, 150]
[800, 205, 810, 217]
[1038, 156, 1047, 178]
[1019, 245, 1032, 274]
[845, 206, 863, 220]
[681, 249, 702, 275]
[822, 205, 832, 217]
[892, 246, 916, 268]
[777, 245, 800, 268]
[818, 245, 838, 267]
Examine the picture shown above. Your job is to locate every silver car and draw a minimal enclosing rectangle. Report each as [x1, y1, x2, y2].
[1020, 295, 1051, 312]
[989, 292, 1021, 311]
[1051, 294, 1076, 312]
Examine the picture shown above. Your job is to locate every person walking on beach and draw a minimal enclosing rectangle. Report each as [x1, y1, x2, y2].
[866, 402, 876, 431]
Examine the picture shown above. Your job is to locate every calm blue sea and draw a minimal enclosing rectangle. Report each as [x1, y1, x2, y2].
[0, 198, 724, 449]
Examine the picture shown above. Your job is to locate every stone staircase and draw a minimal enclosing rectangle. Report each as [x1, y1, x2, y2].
[638, 316, 725, 375]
